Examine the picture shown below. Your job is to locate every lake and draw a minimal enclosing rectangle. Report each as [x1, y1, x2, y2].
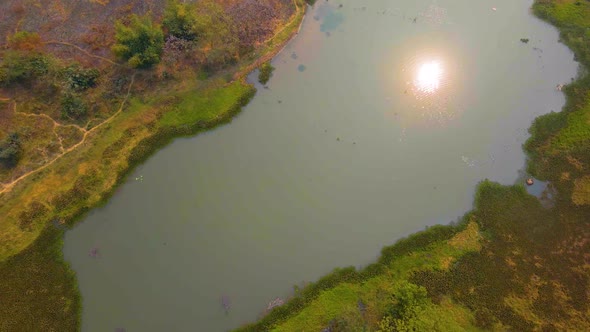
[63, 0, 577, 330]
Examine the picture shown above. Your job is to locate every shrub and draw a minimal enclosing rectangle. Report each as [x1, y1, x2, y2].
[0, 133, 22, 168]
[61, 64, 100, 91]
[18, 201, 48, 231]
[61, 93, 89, 119]
[258, 61, 275, 84]
[112, 14, 164, 68]
[0, 51, 50, 86]
[7, 31, 42, 51]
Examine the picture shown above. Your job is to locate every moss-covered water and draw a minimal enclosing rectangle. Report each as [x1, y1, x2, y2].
[64, 0, 577, 330]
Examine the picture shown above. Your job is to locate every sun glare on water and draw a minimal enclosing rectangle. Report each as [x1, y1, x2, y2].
[415, 61, 443, 93]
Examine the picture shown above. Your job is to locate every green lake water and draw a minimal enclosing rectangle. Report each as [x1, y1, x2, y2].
[63, 0, 577, 330]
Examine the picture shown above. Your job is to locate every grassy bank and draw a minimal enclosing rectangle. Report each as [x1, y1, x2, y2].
[236, 0, 590, 331]
[0, 1, 306, 330]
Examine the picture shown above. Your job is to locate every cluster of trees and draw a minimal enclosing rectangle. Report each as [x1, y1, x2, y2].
[0, 50, 50, 87]
[0, 32, 100, 120]
[112, 0, 239, 71]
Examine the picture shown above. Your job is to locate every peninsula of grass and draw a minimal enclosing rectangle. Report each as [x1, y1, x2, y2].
[0, 0, 307, 330]
[235, 0, 590, 330]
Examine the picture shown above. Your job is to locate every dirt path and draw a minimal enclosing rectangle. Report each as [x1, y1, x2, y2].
[233, 0, 305, 80]
[13, 105, 87, 133]
[0, 73, 135, 195]
[43, 41, 120, 66]
[1, 0, 305, 195]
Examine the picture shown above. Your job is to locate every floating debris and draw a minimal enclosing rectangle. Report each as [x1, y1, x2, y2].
[556, 84, 564, 91]
[526, 178, 534, 186]
[221, 295, 231, 313]
[89, 247, 100, 258]
[520, 38, 529, 43]
[267, 297, 285, 311]
[419, 4, 449, 25]
[135, 175, 144, 182]
[461, 156, 476, 167]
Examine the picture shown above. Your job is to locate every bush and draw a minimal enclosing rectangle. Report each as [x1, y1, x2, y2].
[0, 51, 50, 86]
[7, 31, 42, 51]
[112, 14, 164, 68]
[0, 133, 23, 168]
[258, 61, 275, 84]
[18, 201, 48, 231]
[60, 93, 89, 119]
[61, 64, 100, 91]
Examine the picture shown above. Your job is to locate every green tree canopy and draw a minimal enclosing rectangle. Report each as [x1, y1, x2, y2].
[112, 14, 164, 68]
[163, 0, 199, 40]
[0, 133, 23, 168]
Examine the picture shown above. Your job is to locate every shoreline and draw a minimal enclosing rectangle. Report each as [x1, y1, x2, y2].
[235, 0, 590, 330]
[0, 2, 308, 330]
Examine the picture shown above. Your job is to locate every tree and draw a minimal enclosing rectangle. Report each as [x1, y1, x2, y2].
[0, 133, 23, 168]
[163, 0, 199, 40]
[112, 14, 164, 68]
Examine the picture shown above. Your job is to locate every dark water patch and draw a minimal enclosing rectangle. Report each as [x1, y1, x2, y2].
[320, 11, 344, 32]
[88, 247, 99, 258]
[298, 64, 307, 72]
[221, 295, 231, 313]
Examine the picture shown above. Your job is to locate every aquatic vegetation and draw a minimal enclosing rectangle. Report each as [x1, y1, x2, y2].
[238, 1, 590, 330]
[258, 61, 275, 85]
[0, 227, 80, 331]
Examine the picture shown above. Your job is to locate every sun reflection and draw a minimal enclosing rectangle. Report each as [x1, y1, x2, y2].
[415, 61, 442, 93]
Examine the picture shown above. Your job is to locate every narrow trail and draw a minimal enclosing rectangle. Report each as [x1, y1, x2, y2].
[1, 1, 303, 195]
[13, 104, 87, 133]
[233, 0, 304, 80]
[43, 41, 120, 66]
[0, 73, 135, 195]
